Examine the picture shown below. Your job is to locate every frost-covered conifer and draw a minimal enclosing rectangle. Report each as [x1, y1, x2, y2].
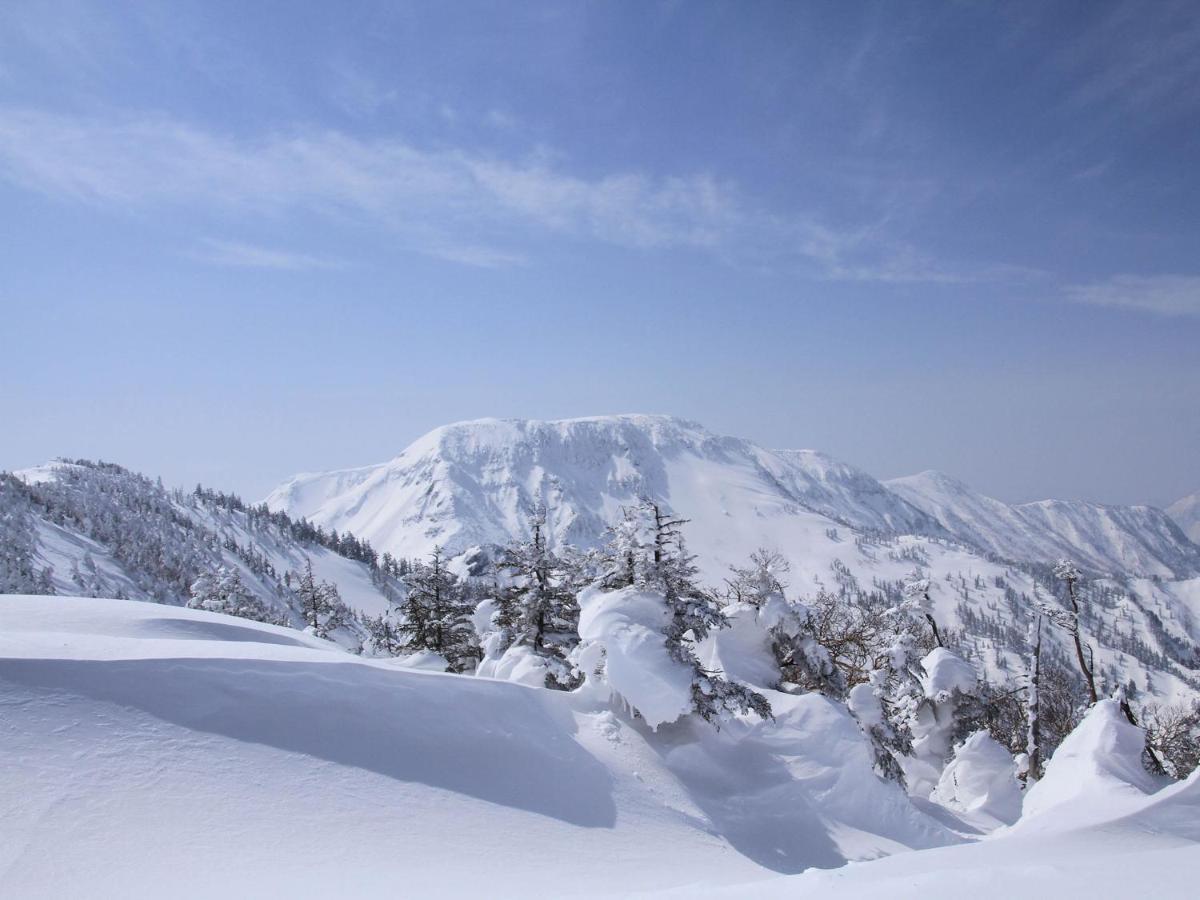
[293, 559, 349, 638]
[363, 610, 405, 656]
[605, 499, 773, 725]
[400, 546, 479, 673]
[493, 510, 582, 689]
[728, 549, 842, 696]
[188, 565, 285, 626]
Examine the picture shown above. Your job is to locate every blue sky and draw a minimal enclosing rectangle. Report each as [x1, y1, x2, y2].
[1, 0, 1197, 507]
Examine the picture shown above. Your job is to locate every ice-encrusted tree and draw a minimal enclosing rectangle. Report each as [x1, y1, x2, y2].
[494, 509, 583, 689]
[605, 499, 773, 726]
[901, 573, 944, 648]
[727, 549, 842, 696]
[1048, 560, 1098, 705]
[400, 546, 479, 673]
[188, 565, 284, 626]
[724, 548, 790, 608]
[1024, 614, 1044, 783]
[293, 559, 349, 639]
[363, 609, 405, 656]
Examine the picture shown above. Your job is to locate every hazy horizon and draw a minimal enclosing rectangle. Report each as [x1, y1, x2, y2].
[2, 1, 1197, 508]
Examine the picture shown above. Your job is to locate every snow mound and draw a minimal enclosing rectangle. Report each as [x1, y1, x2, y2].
[1020, 699, 1163, 827]
[576, 584, 693, 729]
[933, 731, 1022, 824]
[921, 647, 977, 698]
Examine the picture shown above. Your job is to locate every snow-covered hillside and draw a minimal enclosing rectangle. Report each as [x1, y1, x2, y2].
[888, 469, 1200, 579]
[1, 461, 399, 644]
[2, 595, 1196, 899]
[1169, 490, 1200, 544]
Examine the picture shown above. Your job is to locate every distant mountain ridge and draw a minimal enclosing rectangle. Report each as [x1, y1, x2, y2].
[265, 415, 945, 566]
[267, 414, 1200, 579]
[1168, 491, 1200, 544]
[888, 469, 1200, 578]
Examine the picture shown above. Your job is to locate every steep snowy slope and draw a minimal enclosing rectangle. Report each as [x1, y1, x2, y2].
[1, 595, 959, 898]
[1169, 490, 1200, 544]
[265, 415, 942, 564]
[888, 470, 1200, 578]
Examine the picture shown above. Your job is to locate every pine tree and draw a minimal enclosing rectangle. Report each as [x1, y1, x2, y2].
[363, 611, 405, 656]
[400, 547, 479, 672]
[495, 509, 583, 689]
[293, 559, 348, 638]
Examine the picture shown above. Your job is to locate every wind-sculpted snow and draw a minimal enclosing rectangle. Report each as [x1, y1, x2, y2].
[888, 469, 1200, 578]
[2, 595, 967, 897]
[1018, 699, 1165, 828]
[648, 706, 1200, 900]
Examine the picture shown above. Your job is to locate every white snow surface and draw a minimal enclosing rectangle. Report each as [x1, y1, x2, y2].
[5, 595, 1197, 898]
[921, 646, 978, 698]
[2, 594, 964, 899]
[1019, 698, 1165, 828]
[933, 731, 1023, 825]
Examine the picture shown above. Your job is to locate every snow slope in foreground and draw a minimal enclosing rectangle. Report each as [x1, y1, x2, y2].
[2, 595, 957, 899]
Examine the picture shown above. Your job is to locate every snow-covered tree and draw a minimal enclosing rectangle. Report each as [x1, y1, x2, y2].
[363, 610, 405, 656]
[902, 573, 944, 648]
[1050, 559, 1098, 705]
[602, 499, 773, 726]
[293, 559, 349, 639]
[188, 566, 284, 626]
[728, 550, 842, 696]
[1024, 614, 1044, 783]
[400, 546, 479, 673]
[724, 548, 790, 608]
[493, 509, 582, 689]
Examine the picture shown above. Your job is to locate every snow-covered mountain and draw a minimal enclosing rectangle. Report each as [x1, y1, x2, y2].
[267, 414, 1200, 581]
[888, 470, 1200, 579]
[1169, 490, 1200, 544]
[264, 415, 943, 567]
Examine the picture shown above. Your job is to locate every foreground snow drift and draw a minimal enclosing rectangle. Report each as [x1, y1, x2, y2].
[653, 701, 1200, 898]
[3, 595, 961, 898]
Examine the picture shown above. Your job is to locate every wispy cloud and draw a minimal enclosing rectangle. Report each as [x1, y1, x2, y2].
[190, 238, 345, 271]
[0, 105, 978, 282]
[1065, 275, 1200, 318]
